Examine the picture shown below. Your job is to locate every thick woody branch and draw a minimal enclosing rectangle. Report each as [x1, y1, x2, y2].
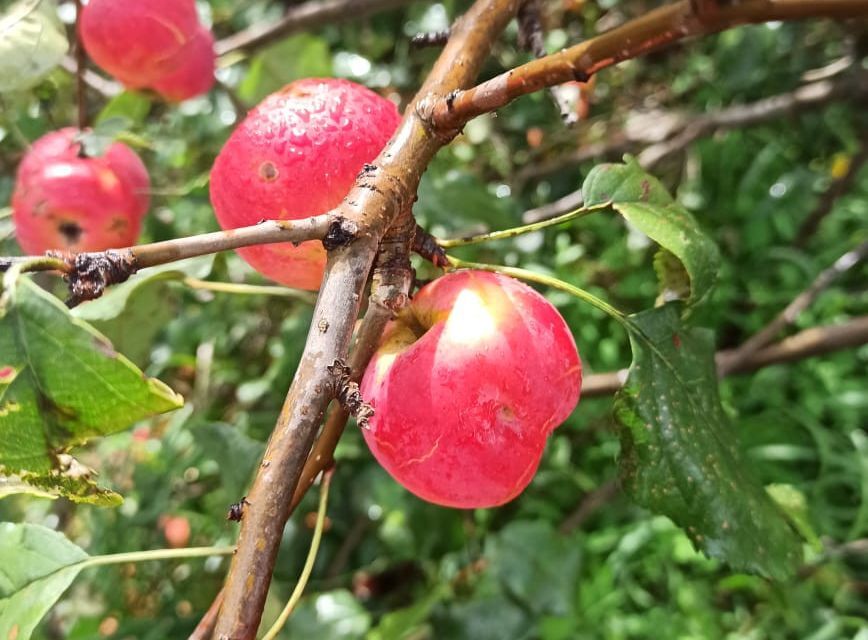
[583, 316, 868, 397]
[431, 0, 868, 127]
[213, 2, 520, 636]
[215, 0, 415, 56]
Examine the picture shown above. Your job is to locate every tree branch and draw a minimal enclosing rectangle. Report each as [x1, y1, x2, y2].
[518, 71, 868, 222]
[583, 315, 868, 397]
[718, 240, 868, 375]
[215, 0, 415, 56]
[213, 2, 520, 636]
[431, 0, 868, 128]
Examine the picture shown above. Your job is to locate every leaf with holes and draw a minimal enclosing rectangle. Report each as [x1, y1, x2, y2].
[0, 277, 183, 504]
[0, 0, 68, 92]
[583, 158, 720, 307]
[614, 304, 802, 579]
[0, 523, 89, 640]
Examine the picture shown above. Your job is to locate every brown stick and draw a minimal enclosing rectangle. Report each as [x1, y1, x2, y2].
[188, 588, 225, 640]
[213, 2, 520, 636]
[719, 240, 868, 375]
[583, 316, 868, 397]
[73, 0, 87, 130]
[431, 0, 868, 128]
[215, 0, 415, 56]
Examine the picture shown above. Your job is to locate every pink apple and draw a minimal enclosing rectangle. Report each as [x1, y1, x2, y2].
[151, 27, 216, 102]
[12, 128, 150, 254]
[209, 78, 401, 290]
[360, 270, 582, 508]
[80, 0, 200, 89]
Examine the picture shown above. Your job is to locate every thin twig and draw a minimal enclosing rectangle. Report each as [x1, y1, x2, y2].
[430, 0, 868, 127]
[718, 240, 868, 375]
[583, 316, 868, 397]
[411, 29, 452, 48]
[73, 0, 87, 130]
[559, 480, 619, 534]
[517, 0, 578, 124]
[795, 135, 868, 246]
[182, 278, 317, 303]
[215, 0, 415, 56]
[60, 55, 121, 98]
[188, 588, 224, 640]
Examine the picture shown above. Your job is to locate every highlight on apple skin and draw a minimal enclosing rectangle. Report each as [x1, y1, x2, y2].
[360, 270, 583, 509]
[209, 78, 401, 290]
[12, 128, 150, 254]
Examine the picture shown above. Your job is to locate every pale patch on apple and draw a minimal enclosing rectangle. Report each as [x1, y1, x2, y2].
[440, 288, 499, 345]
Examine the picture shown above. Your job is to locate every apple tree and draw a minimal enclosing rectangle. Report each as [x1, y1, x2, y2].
[1, 0, 867, 638]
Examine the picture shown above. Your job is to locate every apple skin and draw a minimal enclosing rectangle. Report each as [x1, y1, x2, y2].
[12, 128, 150, 254]
[209, 78, 401, 290]
[150, 27, 216, 102]
[360, 270, 582, 509]
[80, 0, 200, 89]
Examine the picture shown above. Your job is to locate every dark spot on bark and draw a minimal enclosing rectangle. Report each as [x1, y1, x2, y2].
[322, 217, 358, 250]
[445, 90, 459, 111]
[571, 68, 590, 83]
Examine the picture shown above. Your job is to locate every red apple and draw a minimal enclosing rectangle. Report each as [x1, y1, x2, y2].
[360, 270, 582, 508]
[209, 78, 401, 290]
[160, 515, 191, 549]
[151, 27, 216, 102]
[12, 128, 150, 254]
[80, 0, 200, 89]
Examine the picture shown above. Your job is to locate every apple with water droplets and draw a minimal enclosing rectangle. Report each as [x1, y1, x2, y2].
[360, 270, 582, 508]
[209, 78, 401, 290]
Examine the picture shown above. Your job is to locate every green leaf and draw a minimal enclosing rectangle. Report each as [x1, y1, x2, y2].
[238, 34, 332, 104]
[614, 305, 802, 579]
[0, 277, 183, 504]
[72, 257, 213, 365]
[95, 91, 152, 127]
[583, 158, 721, 307]
[0, 523, 88, 640]
[0, 0, 68, 92]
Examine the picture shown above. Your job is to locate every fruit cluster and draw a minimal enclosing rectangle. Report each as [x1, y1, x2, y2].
[11, 58, 582, 507]
[80, 0, 215, 101]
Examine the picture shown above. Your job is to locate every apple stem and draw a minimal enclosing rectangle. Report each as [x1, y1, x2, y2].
[439, 202, 608, 248]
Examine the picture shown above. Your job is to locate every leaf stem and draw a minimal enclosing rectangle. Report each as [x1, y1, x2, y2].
[439, 203, 607, 248]
[446, 256, 633, 329]
[261, 469, 334, 640]
[182, 277, 317, 303]
[80, 545, 235, 570]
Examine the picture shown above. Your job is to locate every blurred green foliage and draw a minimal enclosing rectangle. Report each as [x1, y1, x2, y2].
[1, 0, 867, 638]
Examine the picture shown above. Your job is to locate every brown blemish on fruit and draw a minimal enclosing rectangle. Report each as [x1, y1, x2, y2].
[58, 221, 83, 245]
[258, 161, 279, 182]
[107, 217, 129, 233]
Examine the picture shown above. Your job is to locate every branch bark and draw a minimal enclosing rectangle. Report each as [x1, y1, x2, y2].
[213, 2, 520, 636]
[583, 315, 868, 397]
[431, 0, 868, 128]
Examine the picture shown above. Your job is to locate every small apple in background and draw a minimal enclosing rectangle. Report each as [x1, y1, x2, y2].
[360, 270, 582, 509]
[209, 78, 401, 290]
[150, 28, 216, 102]
[80, 0, 215, 101]
[159, 515, 191, 549]
[12, 128, 150, 254]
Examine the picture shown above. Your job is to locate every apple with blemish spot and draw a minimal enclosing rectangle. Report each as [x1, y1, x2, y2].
[209, 78, 401, 290]
[150, 27, 216, 102]
[360, 270, 582, 508]
[12, 128, 150, 254]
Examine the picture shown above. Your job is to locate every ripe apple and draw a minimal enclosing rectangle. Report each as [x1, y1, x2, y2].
[80, 0, 200, 89]
[209, 78, 401, 290]
[159, 515, 191, 549]
[150, 27, 216, 102]
[360, 270, 582, 508]
[12, 128, 150, 254]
